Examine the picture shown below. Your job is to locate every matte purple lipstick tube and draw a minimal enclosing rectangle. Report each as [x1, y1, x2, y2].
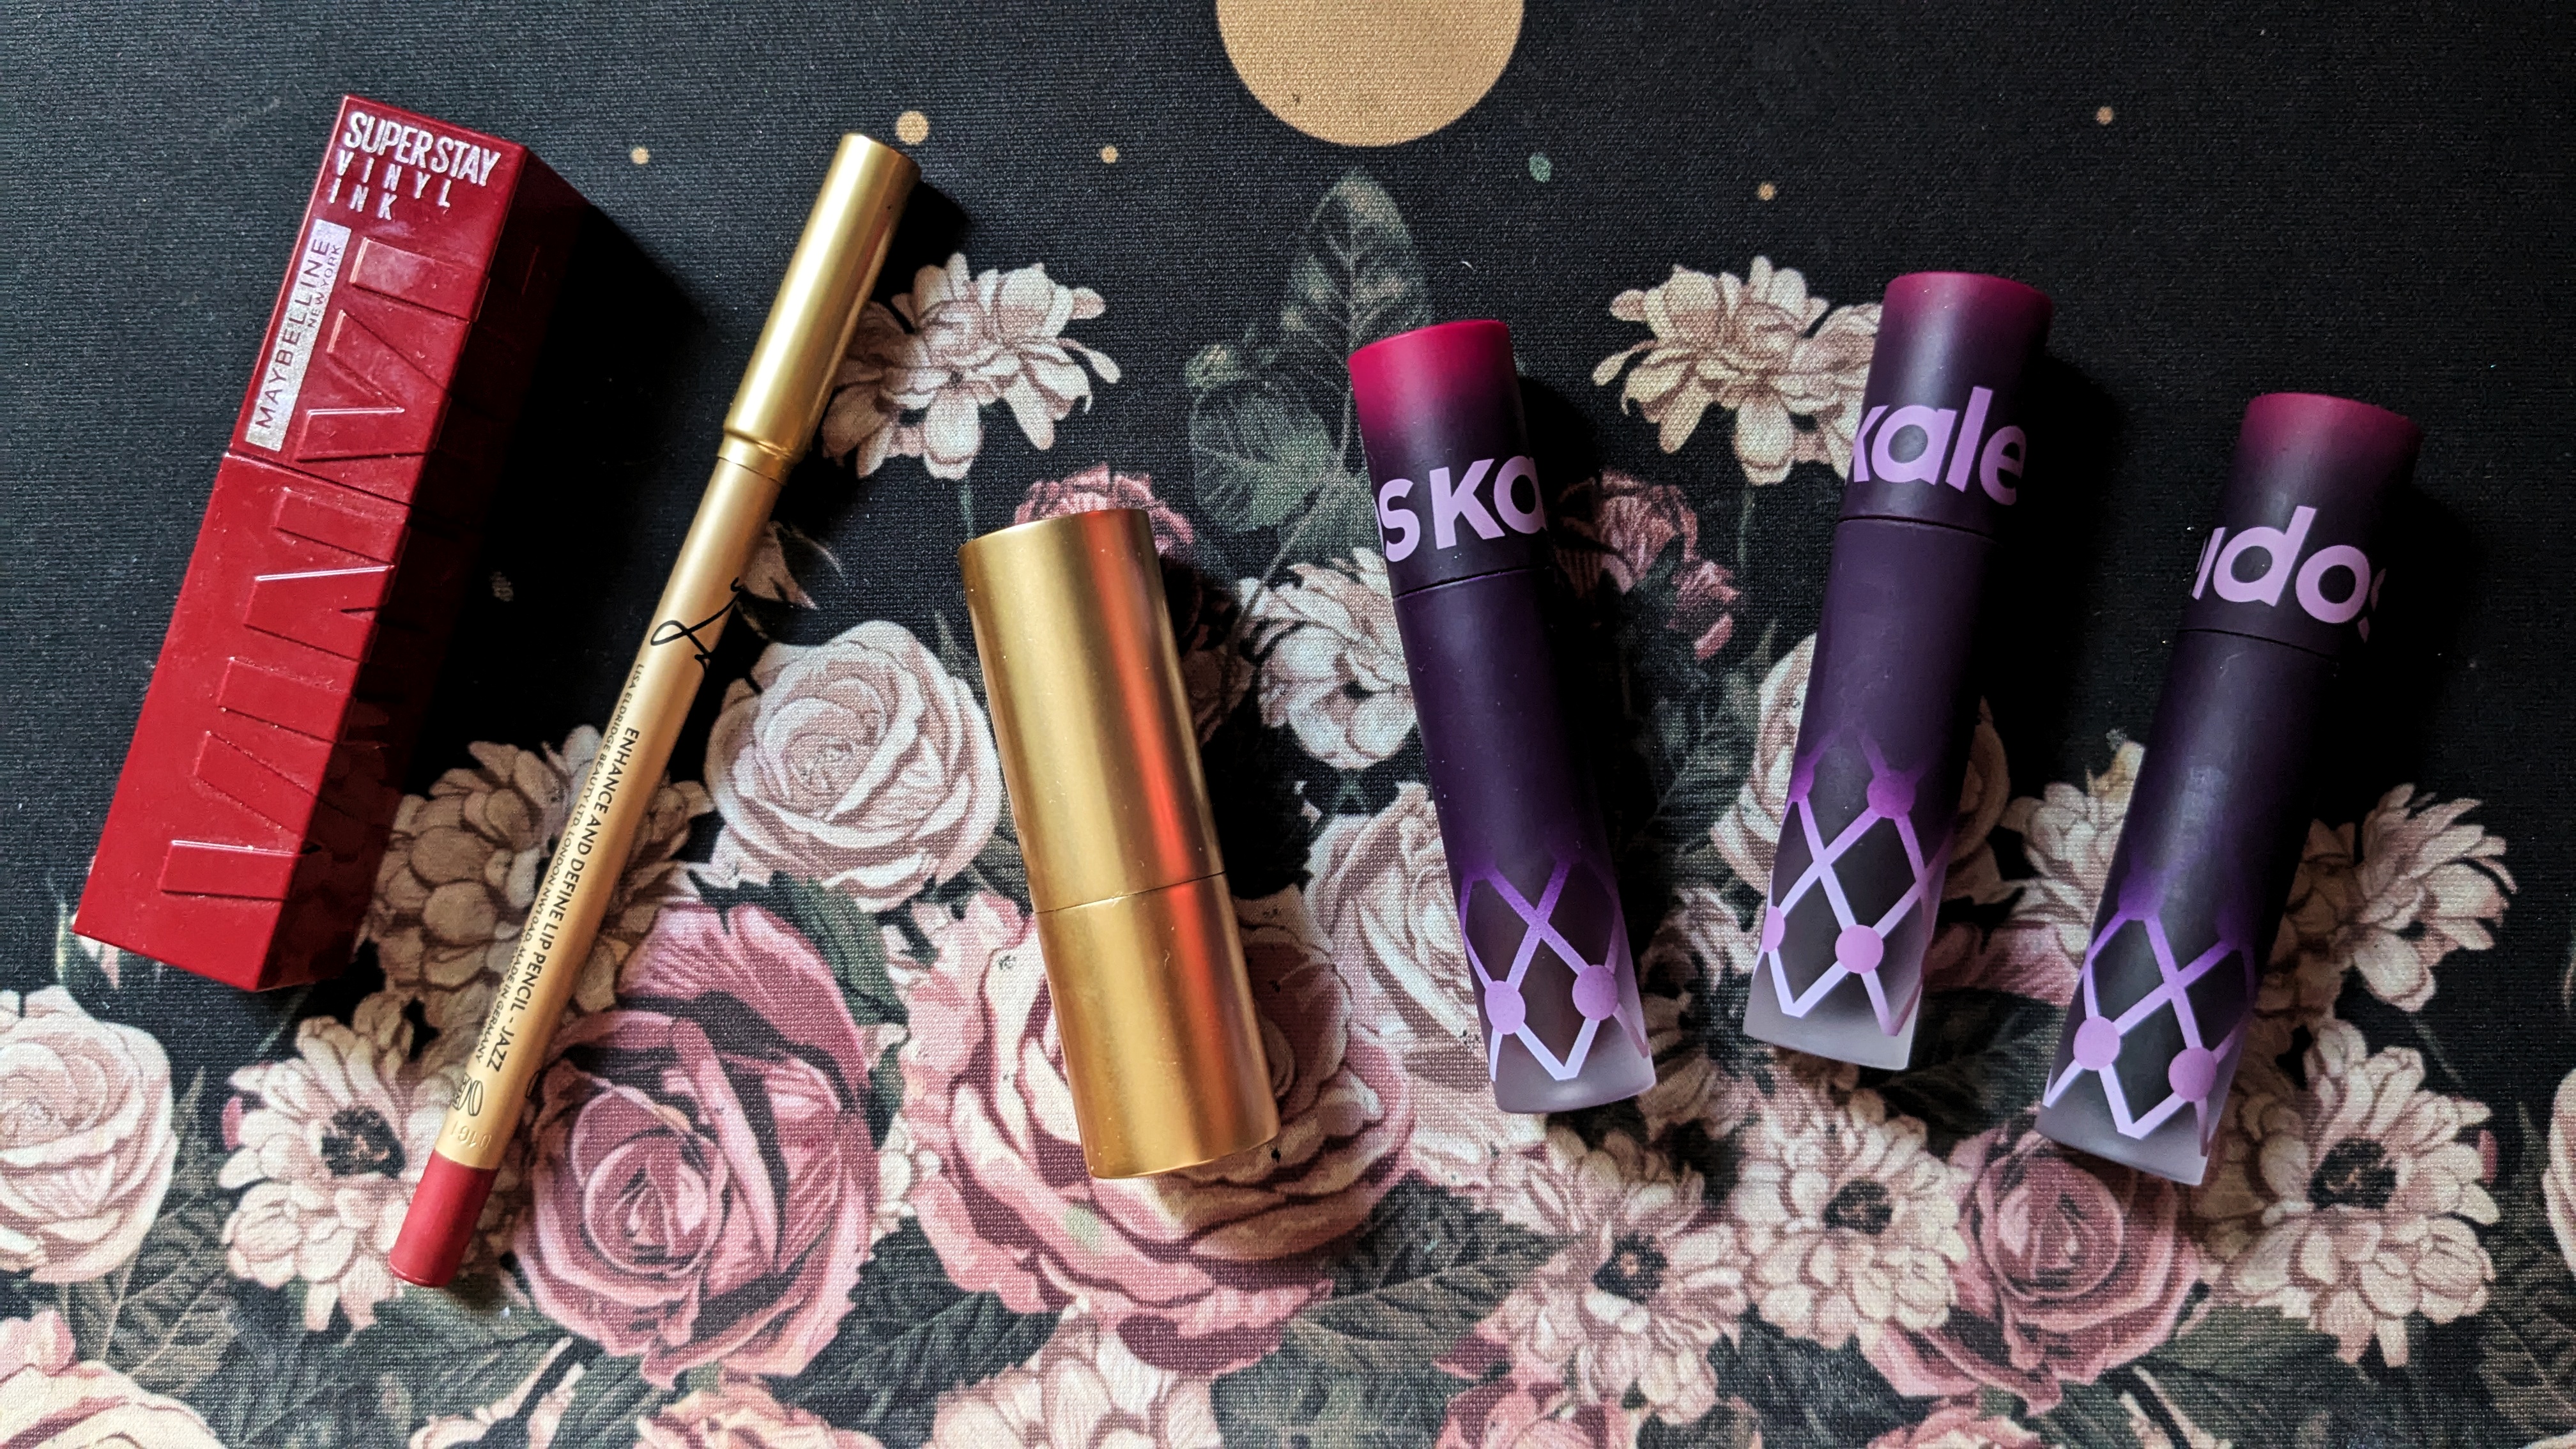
[1744, 273, 2053, 1069]
[1348, 320, 1655, 1112]
[2036, 394, 2419, 1184]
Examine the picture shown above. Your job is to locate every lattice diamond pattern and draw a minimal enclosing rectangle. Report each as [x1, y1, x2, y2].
[2041, 874, 2249, 1147]
[1757, 739, 1942, 1036]
[1460, 859, 1639, 1083]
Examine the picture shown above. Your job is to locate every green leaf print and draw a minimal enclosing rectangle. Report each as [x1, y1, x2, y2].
[1275, 171, 1432, 413]
[2478, 1143, 2576, 1438]
[1871, 988, 2064, 1153]
[1211, 1356, 1461, 1449]
[778, 1222, 1059, 1448]
[60, 1074, 234, 1397]
[1188, 382, 1347, 529]
[1186, 170, 1428, 565]
[332, 1292, 572, 1425]
[1213, 1181, 1561, 1446]
[190, 1289, 387, 1448]
[1702, 1317, 1909, 1448]
[1285, 1179, 1563, 1372]
[700, 875, 903, 1029]
[2039, 1306, 2371, 1448]
[542, 1353, 672, 1449]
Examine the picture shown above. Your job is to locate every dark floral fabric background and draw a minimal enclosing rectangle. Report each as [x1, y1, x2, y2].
[5, 3, 2573, 1446]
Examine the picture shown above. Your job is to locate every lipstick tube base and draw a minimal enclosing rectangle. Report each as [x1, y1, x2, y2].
[1744, 973, 1921, 1071]
[1493, 1032, 1655, 1116]
[2035, 1064, 2234, 1186]
[1032, 873, 1280, 1179]
[389, 1150, 498, 1288]
[1745, 518, 1986, 1071]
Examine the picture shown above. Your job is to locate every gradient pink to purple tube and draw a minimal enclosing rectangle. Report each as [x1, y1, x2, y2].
[1349, 320, 1655, 1112]
[2037, 393, 2419, 1183]
[1744, 273, 2053, 1070]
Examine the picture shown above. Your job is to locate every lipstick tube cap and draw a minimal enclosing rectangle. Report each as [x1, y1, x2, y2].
[960, 510, 1278, 1176]
[2179, 392, 2419, 657]
[1348, 319, 1552, 597]
[1841, 272, 2054, 540]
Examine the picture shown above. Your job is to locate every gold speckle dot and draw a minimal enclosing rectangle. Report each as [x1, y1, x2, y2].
[1756, 180, 1778, 201]
[1100, 144, 1120, 164]
[629, 146, 650, 165]
[896, 110, 931, 145]
[2096, 105, 2115, 125]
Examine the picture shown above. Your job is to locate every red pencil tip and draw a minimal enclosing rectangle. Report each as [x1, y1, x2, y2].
[390, 1151, 498, 1288]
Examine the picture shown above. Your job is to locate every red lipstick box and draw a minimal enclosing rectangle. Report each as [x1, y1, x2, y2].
[76, 96, 585, 990]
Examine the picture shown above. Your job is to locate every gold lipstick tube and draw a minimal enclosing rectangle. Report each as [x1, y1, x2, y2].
[959, 510, 1278, 1177]
[391, 134, 916, 1289]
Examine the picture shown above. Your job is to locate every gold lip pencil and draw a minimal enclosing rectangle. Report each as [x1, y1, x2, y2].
[389, 134, 916, 1288]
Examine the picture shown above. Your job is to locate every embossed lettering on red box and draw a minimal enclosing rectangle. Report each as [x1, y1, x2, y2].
[78, 96, 586, 990]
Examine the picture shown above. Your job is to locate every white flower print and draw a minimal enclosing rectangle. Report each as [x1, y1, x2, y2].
[217, 993, 452, 1331]
[1630, 886, 1760, 1144]
[822, 254, 1119, 480]
[703, 619, 1004, 908]
[1726, 1084, 1968, 1351]
[1239, 551, 1415, 770]
[1478, 1130, 1747, 1425]
[1984, 741, 2145, 1004]
[2269, 786, 2513, 1015]
[2193, 1019, 2498, 1365]
[1710, 636, 1813, 894]
[926, 1313, 1220, 1448]
[1593, 258, 1878, 482]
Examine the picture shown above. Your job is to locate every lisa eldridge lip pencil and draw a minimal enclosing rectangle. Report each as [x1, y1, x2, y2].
[1744, 273, 2053, 1069]
[2037, 393, 2419, 1184]
[388, 135, 916, 1288]
[1347, 320, 1655, 1112]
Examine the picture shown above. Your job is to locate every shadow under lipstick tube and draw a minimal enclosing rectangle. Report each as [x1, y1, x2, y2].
[1744, 272, 2053, 1070]
[1348, 319, 1654, 1113]
[2037, 393, 2419, 1184]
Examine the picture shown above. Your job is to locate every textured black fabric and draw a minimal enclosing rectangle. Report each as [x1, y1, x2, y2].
[13, 3, 2572, 944]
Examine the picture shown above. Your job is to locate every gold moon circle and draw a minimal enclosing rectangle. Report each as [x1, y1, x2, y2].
[1218, 0, 1522, 147]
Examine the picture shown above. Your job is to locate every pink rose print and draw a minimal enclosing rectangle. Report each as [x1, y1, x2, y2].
[517, 905, 887, 1387]
[1867, 1121, 2197, 1412]
[1014, 464, 1194, 555]
[898, 889, 1411, 1372]
[0, 987, 176, 1285]
[1671, 558, 1742, 659]
[0, 1308, 225, 1446]
[1555, 472, 1700, 596]
[1553, 472, 1742, 658]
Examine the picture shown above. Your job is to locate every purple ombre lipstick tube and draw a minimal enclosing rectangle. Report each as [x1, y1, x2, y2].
[1744, 273, 2053, 1069]
[2036, 394, 2419, 1184]
[1348, 320, 1655, 1112]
